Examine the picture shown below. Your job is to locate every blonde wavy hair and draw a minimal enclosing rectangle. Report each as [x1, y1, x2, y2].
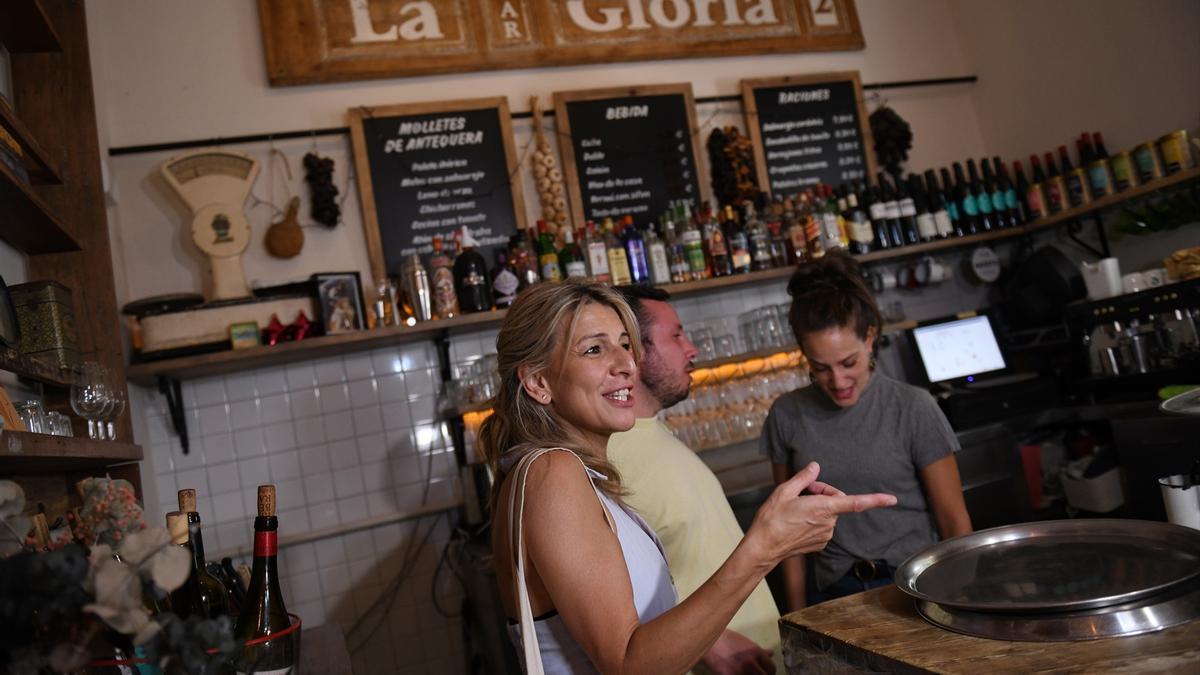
[479, 280, 643, 499]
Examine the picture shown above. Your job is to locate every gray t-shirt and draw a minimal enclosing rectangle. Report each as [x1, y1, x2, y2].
[760, 372, 959, 590]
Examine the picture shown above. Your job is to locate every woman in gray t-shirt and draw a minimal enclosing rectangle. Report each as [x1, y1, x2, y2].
[761, 252, 973, 609]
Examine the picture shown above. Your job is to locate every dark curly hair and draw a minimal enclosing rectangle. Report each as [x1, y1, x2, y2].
[786, 251, 881, 347]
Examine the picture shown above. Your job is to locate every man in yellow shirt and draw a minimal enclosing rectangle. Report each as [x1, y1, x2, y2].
[609, 286, 781, 674]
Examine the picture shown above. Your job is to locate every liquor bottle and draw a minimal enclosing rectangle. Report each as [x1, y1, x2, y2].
[491, 250, 519, 309]
[604, 218, 633, 285]
[707, 214, 734, 277]
[939, 167, 964, 236]
[725, 206, 752, 274]
[1026, 155, 1049, 219]
[784, 196, 809, 263]
[894, 177, 921, 244]
[1082, 133, 1113, 198]
[909, 174, 938, 242]
[680, 219, 708, 281]
[1093, 131, 1111, 159]
[993, 158, 1024, 226]
[453, 227, 491, 313]
[536, 220, 562, 282]
[981, 159, 1011, 228]
[235, 486, 295, 674]
[509, 232, 540, 291]
[645, 224, 671, 284]
[402, 253, 432, 322]
[559, 227, 588, 279]
[1041, 152, 1066, 213]
[176, 489, 231, 619]
[952, 163, 979, 234]
[583, 221, 611, 283]
[428, 235, 458, 320]
[843, 183, 874, 255]
[1059, 145, 1089, 207]
[663, 222, 690, 283]
[620, 216, 650, 284]
[802, 191, 825, 260]
[966, 159, 994, 231]
[766, 221, 788, 267]
[877, 174, 906, 247]
[747, 201, 774, 271]
[819, 185, 849, 252]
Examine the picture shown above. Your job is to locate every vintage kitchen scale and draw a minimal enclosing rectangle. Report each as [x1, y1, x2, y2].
[895, 519, 1200, 641]
[132, 149, 315, 358]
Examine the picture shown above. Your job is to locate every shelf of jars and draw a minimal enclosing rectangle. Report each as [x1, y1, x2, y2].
[0, 430, 142, 473]
[123, 166, 1200, 386]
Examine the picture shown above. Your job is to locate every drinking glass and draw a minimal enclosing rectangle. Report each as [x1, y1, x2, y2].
[47, 411, 73, 437]
[15, 400, 46, 434]
[71, 362, 111, 439]
[104, 390, 127, 441]
[716, 334, 736, 359]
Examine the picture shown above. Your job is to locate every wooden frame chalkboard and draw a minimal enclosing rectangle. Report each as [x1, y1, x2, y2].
[742, 71, 876, 196]
[349, 97, 528, 282]
[554, 84, 707, 229]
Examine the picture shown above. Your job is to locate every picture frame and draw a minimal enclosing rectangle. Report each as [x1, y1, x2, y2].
[312, 272, 367, 335]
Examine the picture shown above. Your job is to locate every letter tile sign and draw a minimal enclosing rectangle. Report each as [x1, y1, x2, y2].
[257, 0, 863, 85]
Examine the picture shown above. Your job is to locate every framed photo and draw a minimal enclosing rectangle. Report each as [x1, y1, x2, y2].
[312, 272, 366, 334]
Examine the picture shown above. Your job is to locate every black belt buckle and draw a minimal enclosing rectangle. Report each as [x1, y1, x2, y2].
[852, 559, 883, 581]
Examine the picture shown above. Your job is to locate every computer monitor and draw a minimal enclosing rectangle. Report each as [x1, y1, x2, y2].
[910, 314, 1007, 384]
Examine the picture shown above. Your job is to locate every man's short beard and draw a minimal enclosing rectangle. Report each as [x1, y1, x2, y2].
[640, 349, 690, 410]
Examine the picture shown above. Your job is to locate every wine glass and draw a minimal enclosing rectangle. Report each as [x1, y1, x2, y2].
[104, 389, 126, 441]
[70, 362, 110, 439]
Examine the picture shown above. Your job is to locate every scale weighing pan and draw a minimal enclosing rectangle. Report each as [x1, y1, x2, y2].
[895, 519, 1200, 613]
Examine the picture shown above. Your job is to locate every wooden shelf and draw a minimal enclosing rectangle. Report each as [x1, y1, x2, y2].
[0, 96, 62, 184]
[125, 169, 1200, 385]
[0, 0, 63, 53]
[1023, 165, 1200, 234]
[0, 159, 81, 254]
[0, 431, 142, 473]
[0, 348, 76, 387]
[127, 308, 507, 385]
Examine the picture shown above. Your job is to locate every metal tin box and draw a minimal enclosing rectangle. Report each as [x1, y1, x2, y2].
[10, 281, 79, 370]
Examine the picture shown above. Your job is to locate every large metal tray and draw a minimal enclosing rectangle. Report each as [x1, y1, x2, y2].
[895, 519, 1200, 613]
[916, 577, 1200, 641]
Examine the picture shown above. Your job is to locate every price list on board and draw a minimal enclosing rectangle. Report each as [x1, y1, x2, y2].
[747, 78, 872, 194]
[557, 89, 702, 226]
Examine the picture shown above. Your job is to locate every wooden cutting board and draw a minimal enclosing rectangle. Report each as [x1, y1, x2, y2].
[780, 585, 1200, 673]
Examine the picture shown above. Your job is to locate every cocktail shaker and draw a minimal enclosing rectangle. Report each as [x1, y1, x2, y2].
[403, 253, 433, 322]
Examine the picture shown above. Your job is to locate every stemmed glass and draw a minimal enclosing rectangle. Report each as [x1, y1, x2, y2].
[70, 362, 112, 439]
[103, 389, 126, 441]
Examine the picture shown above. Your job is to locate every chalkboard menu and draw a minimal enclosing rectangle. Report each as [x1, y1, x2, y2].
[349, 97, 527, 281]
[742, 72, 876, 196]
[555, 84, 705, 228]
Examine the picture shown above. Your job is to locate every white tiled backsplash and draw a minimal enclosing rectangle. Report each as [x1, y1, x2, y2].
[132, 277, 978, 674]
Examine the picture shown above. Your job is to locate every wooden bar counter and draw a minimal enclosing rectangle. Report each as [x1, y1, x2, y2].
[779, 585, 1200, 673]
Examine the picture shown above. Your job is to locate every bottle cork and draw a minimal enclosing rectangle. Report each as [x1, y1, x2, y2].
[177, 488, 197, 514]
[165, 511, 188, 545]
[257, 484, 276, 517]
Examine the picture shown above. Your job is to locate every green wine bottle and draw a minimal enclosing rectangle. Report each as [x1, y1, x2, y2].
[177, 489, 231, 619]
[234, 485, 295, 675]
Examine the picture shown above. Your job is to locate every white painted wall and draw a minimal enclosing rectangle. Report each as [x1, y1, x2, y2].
[950, 0, 1200, 162]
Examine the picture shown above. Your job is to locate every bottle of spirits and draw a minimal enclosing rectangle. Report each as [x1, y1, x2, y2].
[746, 201, 774, 270]
[583, 221, 610, 283]
[175, 489, 231, 619]
[559, 227, 588, 279]
[804, 190, 826, 260]
[723, 205, 751, 274]
[235, 486, 295, 675]
[664, 222, 691, 283]
[620, 216, 650, 284]
[604, 218, 633, 285]
[428, 235, 459, 320]
[453, 227, 491, 313]
[680, 219, 708, 281]
[491, 250, 519, 309]
[707, 214, 734, 277]
[510, 231, 541, 291]
[784, 196, 809, 263]
[536, 220, 562, 282]
[645, 224, 671, 284]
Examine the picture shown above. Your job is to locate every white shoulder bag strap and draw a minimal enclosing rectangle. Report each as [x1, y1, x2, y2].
[508, 447, 616, 674]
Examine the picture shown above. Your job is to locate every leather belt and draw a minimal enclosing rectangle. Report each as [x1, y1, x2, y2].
[851, 559, 890, 582]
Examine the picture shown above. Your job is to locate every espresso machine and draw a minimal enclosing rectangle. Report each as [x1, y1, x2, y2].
[1068, 278, 1200, 395]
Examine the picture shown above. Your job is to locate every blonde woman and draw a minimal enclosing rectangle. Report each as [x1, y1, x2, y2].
[481, 281, 896, 674]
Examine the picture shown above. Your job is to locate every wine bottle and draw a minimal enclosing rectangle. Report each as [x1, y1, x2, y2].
[966, 159, 994, 231]
[909, 174, 938, 243]
[1082, 133, 1113, 198]
[952, 163, 979, 235]
[981, 158, 1011, 228]
[863, 184, 890, 250]
[924, 170, 954, 238]
[1025, 155, 1048, 219]
[453, 227, 492, 313]
[843, 183, 874, 254]
[176, 490, 231, 619]
[235, 486, 295, 675]
[536, 220, 562, 283]
[877, 173, 906, 247]
[939, 167, 964, 236]
[491, 250, 519, 309]
[1041, 152, 1066, 213]
[1059, 145, 1089, 207]
[993, 158, 1023, 226]
[559, 227, 588, 280]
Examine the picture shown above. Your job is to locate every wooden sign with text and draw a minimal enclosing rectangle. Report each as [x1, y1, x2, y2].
[257, 0, 863, 86]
